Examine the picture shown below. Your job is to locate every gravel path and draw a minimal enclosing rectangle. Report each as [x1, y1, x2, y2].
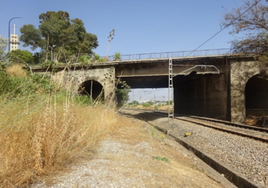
[32, 113, 232, 188]
[131, 110, 268, 188]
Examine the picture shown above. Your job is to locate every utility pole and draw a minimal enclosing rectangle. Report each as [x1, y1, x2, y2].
[168, 58, 174, 121]
[105, 29, 115, 60]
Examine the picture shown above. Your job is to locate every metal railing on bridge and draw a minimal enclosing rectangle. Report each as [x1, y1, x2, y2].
[105, 48, 231, 61]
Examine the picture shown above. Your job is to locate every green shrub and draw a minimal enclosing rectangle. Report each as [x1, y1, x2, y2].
[75, 95, 93, 106]
[98, 58, 105, 62]
[0, 71, 24, 96]
[40, 60, 52, 68]
[114, 52, 121, 61]
[0, 71, 55, 98]
[94, 54, 100, 61]
[78, 54, 90, 64]
[116, 88, 130, 107]
[142, 101, 153, 107]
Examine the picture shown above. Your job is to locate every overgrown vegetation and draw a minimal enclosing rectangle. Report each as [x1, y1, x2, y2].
[0, 64, 126, 187]
[0, 35, 7, 66]
[222, 0, 268, 63]
[114, 52, 121, 61]
[142, 101, 153, 107]
[20, 11, 98, 62]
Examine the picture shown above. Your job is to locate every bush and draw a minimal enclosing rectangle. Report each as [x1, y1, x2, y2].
[78, 54, 90, 64]
[0, 66, 55, 98]
[94, 54, 100, 61]
[116, 88, 130, 107]
[114, 52, 121, 61]
[75, 95, 93, 106]
[0, 66, 124, 187]
[98, 58, 105, 62]
[142, 101, 153, 107]
[40, 60, 53, 68]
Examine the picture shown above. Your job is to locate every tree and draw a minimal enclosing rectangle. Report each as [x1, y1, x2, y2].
[7, 49, 34, 64]
[20, 11, 98, 62]
[0, 35, 7, 63]
[222, 0, 268, 54]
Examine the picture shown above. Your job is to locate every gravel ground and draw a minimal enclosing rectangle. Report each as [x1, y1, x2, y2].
[127, 110, 268, 188]
[32, 112, 233, 188]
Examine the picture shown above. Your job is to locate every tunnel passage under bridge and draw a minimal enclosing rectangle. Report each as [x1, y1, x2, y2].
[245, 75, 268, 125]
[173, 73, 230, 120]
[78, 80, 104, 101]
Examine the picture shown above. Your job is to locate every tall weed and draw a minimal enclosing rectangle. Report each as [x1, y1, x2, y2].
[0, 64, 120, 187]
[0, 93, 119, 187]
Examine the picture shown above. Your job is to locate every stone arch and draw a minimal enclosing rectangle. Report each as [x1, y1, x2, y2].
[245, 74, 268, 124]
[78, 79, 104, 100]
[50, 66, 116, 105]
[230, 60, 263, 123]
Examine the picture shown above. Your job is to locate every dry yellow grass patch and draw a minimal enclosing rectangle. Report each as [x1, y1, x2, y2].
[6, 64, 27, 77]
[0, 95, 122, 187]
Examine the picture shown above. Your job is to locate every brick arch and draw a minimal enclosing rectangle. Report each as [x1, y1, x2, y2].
[230, 60, 263, 123]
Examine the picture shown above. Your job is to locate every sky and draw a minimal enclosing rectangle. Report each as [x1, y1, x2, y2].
[0, 0, 261, 102]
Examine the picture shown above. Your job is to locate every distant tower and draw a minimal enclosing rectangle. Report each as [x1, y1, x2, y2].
[10, 24, 20, 51]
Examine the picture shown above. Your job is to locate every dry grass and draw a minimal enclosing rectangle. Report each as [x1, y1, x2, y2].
[6, 64, 27, 77]
[99, 117, 225, 188]
[0, 94, 121, 187]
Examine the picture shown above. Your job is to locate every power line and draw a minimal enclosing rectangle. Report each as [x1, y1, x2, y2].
[186, 0, 262, 57]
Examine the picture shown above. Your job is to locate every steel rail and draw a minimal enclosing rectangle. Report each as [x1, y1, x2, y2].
[152, 111, 268, 143]
[181, 115, 268, 133]
[174, 116, 268, 143]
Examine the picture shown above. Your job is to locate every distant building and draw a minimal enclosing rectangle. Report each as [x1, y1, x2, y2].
[10, 24, 20, 51]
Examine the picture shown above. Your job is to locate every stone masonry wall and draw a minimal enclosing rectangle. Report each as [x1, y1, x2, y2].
[49, 66, 116, 103]
[230, 59, 263, 123]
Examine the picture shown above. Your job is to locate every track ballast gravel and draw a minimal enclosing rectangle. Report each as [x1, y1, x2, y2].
[121, 109, 268, 188]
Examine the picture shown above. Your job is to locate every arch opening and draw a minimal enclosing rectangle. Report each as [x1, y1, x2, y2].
[245, 74, 268, 127]
[78, 80, 104, 101]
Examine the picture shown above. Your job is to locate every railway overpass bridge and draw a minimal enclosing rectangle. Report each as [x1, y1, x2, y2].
[32, 48, 268, 123]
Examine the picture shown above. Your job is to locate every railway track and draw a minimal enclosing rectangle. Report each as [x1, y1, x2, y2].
[140, 110, 268, 143]
[119, 108, 268, 188]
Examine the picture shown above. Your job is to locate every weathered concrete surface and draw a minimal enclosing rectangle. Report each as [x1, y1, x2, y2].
[230, 58, 265, 123]
[31, 55, 267, 123]
[44, 66, 116, 103]
[115, 56, 227, 78]
[174, 74, 230, 120]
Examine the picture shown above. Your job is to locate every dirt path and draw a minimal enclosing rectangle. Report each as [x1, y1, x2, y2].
[34, 111, 235, 188]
